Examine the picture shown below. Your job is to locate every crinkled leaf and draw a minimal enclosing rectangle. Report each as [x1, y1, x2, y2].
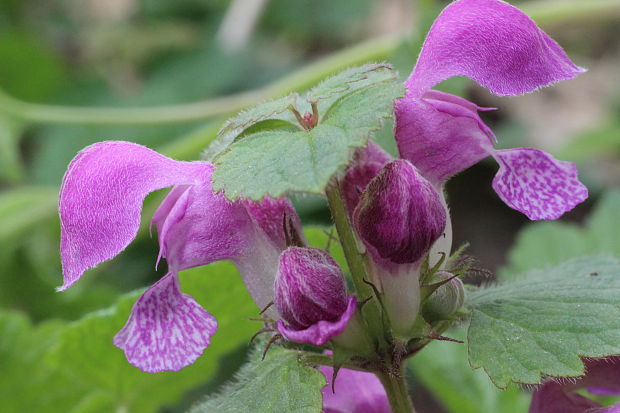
[213, 80, 403, 200]
[307, 63, 397, 110]
[467, 256, 620, 388]
[501, 191, 620, 281]
[213, 124, 352, 200]
[322, 80, 404, 138]
[190, 345, 325, 413]
[410, 329, 529, 413]
[204, 94, 299, 160]
[46, 262, 258, 413]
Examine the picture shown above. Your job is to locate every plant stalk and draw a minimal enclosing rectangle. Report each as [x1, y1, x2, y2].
[325, 180, 386, 346]
[376, 368, 416, 413]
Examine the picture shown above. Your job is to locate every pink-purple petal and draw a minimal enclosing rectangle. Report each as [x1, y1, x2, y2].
[319, 364, 391, 413]
[155, 180, 250, 271]
[341, 141, 393, 217]
[395, 96, 493, 186]
[113, 272, 217, 373]
[492, 148, 588, 220]
[529, 382, 601, 413]
[243, 197, 303, 250]
[275, 247, 349, 331]
[406, 0, 585, 97]
[276, 296, 357, 346]
[151, 177, 284, 315]
[59, 141, 209, 290]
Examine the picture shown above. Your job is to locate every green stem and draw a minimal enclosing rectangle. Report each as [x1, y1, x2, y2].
[376, 369, 415, 413]
[325, 181, 386, 346]
[0, 0, 618, 125]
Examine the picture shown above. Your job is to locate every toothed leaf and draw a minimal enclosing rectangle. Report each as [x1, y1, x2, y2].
[467, 256, 620, 388]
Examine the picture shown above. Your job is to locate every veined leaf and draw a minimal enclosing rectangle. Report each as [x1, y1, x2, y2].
[467, 256, 620, 388]
[190, 345, 325, 413]
[204, 94, 300, 160]
[307, 63, 397, 112]
[213, 78, 403, 200]
[410, 329, 529, 413]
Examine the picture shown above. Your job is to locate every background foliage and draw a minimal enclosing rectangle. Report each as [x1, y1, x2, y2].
[1, 0, 619, 412]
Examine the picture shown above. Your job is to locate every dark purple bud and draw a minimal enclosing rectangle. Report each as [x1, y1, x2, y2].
[275, 247, 357, 346]
[354, 160, 447, 265]
[423, 271, 464, 319]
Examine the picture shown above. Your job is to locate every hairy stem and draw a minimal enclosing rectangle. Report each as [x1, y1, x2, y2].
[0, 0, 618, 125]
[376, 368, 416, 413]
[325, 180, 386, 347]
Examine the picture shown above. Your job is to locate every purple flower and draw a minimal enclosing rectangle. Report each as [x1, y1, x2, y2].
[354, 159, 446, 266]
[59, 141, 300, 372]
[395, 0, 588, 220]
[529, 357, 620, 413]
[275, 247, 357, 347]
[319, 365, 392, 413]
[345, 155, 447, 336]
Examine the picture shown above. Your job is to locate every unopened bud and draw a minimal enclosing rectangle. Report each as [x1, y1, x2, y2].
[423, 271, 465, 320]
[354, 159, 447, 265]
[275, 247, 357, 346]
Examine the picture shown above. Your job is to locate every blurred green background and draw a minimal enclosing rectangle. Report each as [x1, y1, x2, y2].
[0, 0, 619, 412]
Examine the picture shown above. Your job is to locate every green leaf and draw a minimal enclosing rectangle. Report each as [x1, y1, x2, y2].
[501, 191, 620, 280]
[190, 345, 326, 413]
[213, 124, 353, 200]
[46, 261, 259, 413]
[0, 312, 87, 413]
[213, 77, 403, 200]
[409, 329, 529, 413]
[306, 63, 397, 109]
[322, 80, 404, 140]
[467, 256, 620, 388]
[204, 94, 300, 160]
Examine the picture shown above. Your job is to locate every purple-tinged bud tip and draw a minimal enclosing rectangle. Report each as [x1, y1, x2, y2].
[354, 160, 447, 265]
[274, 247, 356, 346]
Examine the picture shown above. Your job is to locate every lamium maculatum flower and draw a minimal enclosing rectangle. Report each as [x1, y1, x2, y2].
[353, 159, 447, 335]
[59, 141, 300, 372]
[274, 247, 358, 347]
[395, 0, 588, 220]
[319, 364, 392, 413]
[529, 357, 620, 413]
[354, 159, 446, 265]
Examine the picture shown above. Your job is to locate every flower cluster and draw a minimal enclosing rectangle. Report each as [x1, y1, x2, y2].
[56, 0, 601, 411]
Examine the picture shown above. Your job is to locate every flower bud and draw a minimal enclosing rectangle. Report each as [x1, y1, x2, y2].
[275, 247, 357, 346]
[423, 271, 465, 320]
[354, 159, 447, 265]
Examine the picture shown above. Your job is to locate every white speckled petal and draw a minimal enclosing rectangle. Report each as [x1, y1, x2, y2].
[114, 272, 217, 373]
[492, 148, 588, 220]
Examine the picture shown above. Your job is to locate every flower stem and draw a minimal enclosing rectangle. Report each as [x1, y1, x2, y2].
[325, 180, 386, 347]
[376, 368, 416, 413]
